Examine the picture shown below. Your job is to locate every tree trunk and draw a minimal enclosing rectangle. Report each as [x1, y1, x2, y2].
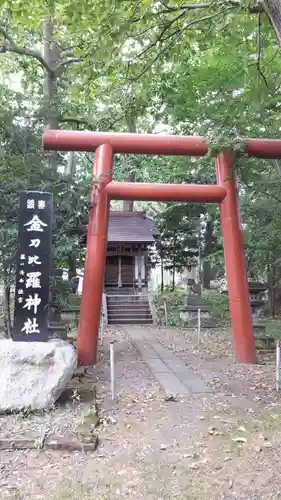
[202, 213, 214, 289]
[43, 18, 60, 169]
[66, 152, 76, 175]
[68, 254, 77, 280]
[123, 116, 137, 212]
[43, 18, 59, 129]
[264, 0, 281, 48]
[202, 260, 212, 289]
[267, 261, 276, 317]
[160, 249, 164, 292]
[66, 154, 77, 280]
[3, 284, 12, 338]
[172, 265, 175, 291]
[122, 176, 135, 211]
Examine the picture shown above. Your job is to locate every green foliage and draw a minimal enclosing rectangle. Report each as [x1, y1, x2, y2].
[154, 287, 229, 328]
[264, 319, 281, 339]
[153, 286, 185, 326]
[49, 274, 73, 310]
[0, 87, 45, 288]
[202, 290, 230, 320]
[0, 101, 88, 285]
[155, 203, 201, 274]
[153, 196, 220, 286]
[18, 405, 39, 419]
[0, 85, 90, 335]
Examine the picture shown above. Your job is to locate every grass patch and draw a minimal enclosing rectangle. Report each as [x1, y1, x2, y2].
[153, 286, 230, 326]
[153, 286, 186, 326]
[76, 383, 99, 443]
[77, 406, 100, 443]
[264, 318, 281, 339]
[202, 290, 229, 320]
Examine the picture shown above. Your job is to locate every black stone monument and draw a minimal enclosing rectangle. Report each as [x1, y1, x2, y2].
[13, 191, 53, 342]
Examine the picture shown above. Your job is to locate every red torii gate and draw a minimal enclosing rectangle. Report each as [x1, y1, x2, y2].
[43, 130, 281, 366]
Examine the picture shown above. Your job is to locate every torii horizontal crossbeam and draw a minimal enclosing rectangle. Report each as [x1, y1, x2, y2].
[43, 129, 281, 159]
[106, 181, 227, 203]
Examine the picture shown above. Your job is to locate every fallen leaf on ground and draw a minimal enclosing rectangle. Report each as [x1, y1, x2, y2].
[253, 445, 262, 452]
[232, 437, 247, 444]
[238, 426, 246, 432]
[164, 395, 177, 402]
[117, 469, 127, 476]
[189, 463, 199, 470]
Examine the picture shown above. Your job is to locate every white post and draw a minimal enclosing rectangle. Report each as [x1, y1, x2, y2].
[110, 341, 116, 401]
[118, 255, 122, 288]
[164, 298, 168, 326]
[197, 308, 201, 344]
[276, 340, 280, 391]
[137, 248, 142, 294]
[100, 312, 105, 345]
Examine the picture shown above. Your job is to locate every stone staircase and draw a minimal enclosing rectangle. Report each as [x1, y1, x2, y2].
[106, 294, 153, 325]
[105, 287, 134, 295]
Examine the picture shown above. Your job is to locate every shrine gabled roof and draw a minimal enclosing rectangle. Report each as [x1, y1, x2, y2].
[107, 211, 159, 243]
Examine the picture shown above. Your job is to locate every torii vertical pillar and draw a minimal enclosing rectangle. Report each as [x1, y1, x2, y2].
[77, 144, 113, 365]
[216, 152, 256, 363]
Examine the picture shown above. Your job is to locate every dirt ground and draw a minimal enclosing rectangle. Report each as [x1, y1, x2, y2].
[1, 324, 281, 500]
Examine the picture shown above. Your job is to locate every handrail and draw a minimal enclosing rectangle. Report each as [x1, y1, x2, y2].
[148, 294, 158, 324]
[132, 275, 136, 295]
[106, 294, 147, 298]
[102, 292, 108, 326]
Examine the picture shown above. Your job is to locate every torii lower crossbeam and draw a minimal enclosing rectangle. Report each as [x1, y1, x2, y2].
[105, 182, 227, 203]
[43, 128, 281, 367]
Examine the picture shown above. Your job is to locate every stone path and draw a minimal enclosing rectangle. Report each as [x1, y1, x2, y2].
[125, 326, 212, 395]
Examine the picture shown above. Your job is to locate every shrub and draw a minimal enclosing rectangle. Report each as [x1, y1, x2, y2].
[153, 286, 185, 326]
[202, 289, 230, 320]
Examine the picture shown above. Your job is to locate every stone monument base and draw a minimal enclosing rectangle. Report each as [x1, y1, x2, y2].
[180, 306, 218, 328]
[0, 339, 77, 413]
[253, 323, 275, 351]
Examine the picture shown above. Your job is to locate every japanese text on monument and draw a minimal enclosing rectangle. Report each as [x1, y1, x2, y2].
[13, 192, 53, 342]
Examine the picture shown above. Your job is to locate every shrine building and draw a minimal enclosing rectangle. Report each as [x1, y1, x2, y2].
[81, 211, 159, 324]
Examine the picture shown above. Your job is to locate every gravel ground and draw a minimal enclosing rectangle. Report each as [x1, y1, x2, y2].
[1, 325, 281, 500]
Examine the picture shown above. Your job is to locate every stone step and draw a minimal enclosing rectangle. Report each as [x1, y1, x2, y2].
[108, 312, 153, 319]
[105, 289, 134, 295]
[107, 305, 151, 312]
[108, 318, 153, 325]
[107, 298, 149, 304]
[106, 292, 146, 295]
[107, 304, 151, 311]
[108, 312, 151, 318]
[106, 292, 153, 325]
[107, 304, 150, 309]
[108, 311, 152, 317]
